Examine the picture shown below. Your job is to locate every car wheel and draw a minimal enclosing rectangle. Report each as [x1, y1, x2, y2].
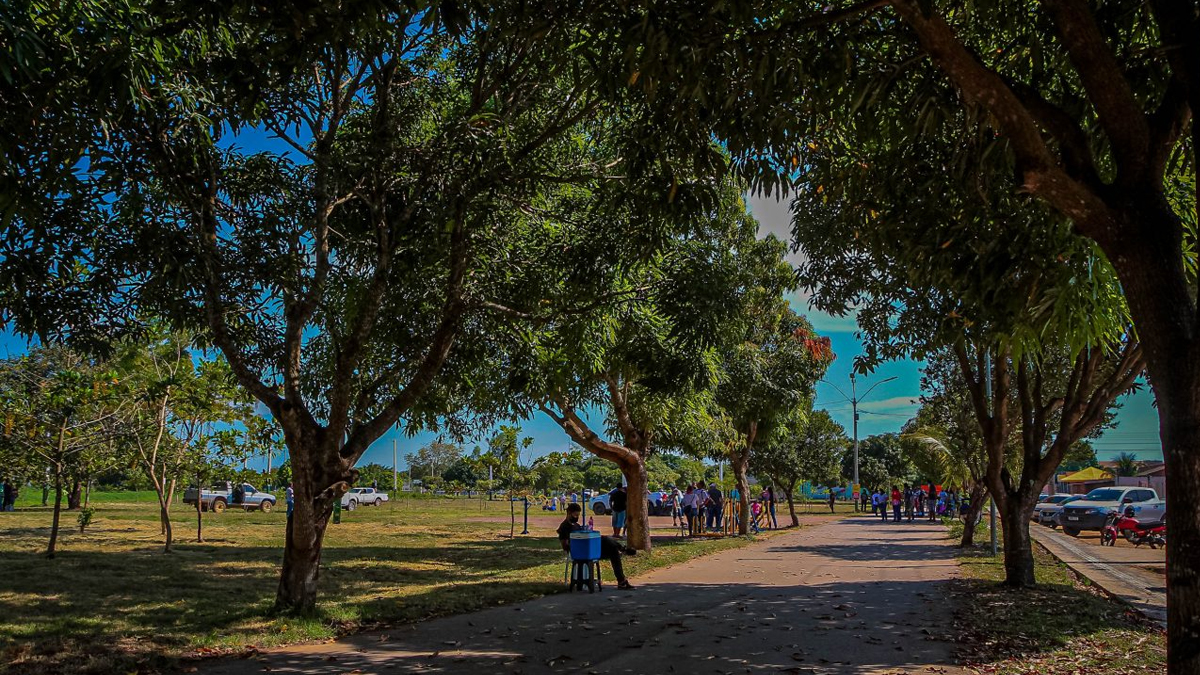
[375, 498, 382, 507]
[1063, 526, 1080, 537]
[346, 499, 357, 511]
[211, 499, 226, 514]
[592, 503, 606, 515]
[259, 500, 273, 513]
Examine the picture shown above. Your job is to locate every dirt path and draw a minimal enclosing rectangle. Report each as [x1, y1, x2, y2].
[199, 516, 964, 675]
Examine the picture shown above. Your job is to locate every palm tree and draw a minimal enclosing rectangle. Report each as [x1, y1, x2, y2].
[1114, 452, 1140, 477]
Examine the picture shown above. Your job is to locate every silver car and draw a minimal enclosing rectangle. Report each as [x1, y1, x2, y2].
[1035, 494, 1083, 528]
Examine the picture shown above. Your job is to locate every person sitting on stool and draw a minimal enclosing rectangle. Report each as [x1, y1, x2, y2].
[557, 503, 637, 590]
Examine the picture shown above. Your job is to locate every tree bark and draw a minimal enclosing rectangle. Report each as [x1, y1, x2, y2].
[783, 485, 799, 526]
[732, 448, 751, 535]
[621, 459, 651, 551]
[1157, 372, 1200, 674]
[47, 471, 63, 558]
[998, 491, 1037, 587]
[67, 477, 82, 510]
[959, 483, 987, 548]
[158, 493, 174, 554]
[195, 492, 204, 543]
[275, 476, 337, 613]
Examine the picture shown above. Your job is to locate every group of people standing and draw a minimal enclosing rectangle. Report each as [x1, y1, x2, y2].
[868, 485, 960, 522]
[669, 482, 779, 534]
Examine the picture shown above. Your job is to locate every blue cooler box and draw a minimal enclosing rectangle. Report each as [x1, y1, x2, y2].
[569, 531, 601, 560]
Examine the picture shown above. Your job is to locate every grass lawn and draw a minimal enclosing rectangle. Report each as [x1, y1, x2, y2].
[0, 492, 781, 675]
[945, 519, 1166, 674]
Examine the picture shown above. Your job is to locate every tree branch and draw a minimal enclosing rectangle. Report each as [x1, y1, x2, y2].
[1040, 0, 1151, 183]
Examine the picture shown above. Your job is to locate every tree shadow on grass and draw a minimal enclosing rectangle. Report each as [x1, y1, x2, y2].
[949, 547, 1165, 669]
[0, 537, 572, 675]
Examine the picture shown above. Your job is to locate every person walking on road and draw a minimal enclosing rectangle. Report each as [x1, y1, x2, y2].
[890, 486, 903, 522]
[827, 488, 836, 514]
[904, 485, 915, 522]
[928, 484, 939, 522]
[285, 483, 294, 518]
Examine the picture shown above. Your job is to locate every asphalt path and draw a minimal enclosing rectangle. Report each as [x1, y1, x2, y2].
[198, 516, 966, 675]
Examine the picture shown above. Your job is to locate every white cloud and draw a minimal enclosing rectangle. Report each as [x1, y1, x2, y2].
[858, 396, 920, 412]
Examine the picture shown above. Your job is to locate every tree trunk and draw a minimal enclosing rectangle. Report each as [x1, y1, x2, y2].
[159, 502, 173, 554]
[1158, 383, 1200, 675]
[510, 496, 516, 537]
[784, 485, 799, 527]
[732, 449, 751, 535]
[67, 477, 82, 510]
[959, 483, 987, 548]
[195, 494, 204, 543]
[47, 472, 63, 558]
[621, 459, 651, 552]
[998, 491, 1036, 588]
[275, 476, 336, 614]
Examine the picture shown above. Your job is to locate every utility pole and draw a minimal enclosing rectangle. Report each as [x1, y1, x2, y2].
[822, 374, 898, 495]
[984, 350, 998, 557]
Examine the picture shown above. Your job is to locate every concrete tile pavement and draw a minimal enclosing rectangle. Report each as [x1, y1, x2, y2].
[197, 517, 965, 675]
[1029, 524, 1166, 626]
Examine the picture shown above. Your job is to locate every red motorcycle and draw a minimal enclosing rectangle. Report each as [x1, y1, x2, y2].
[1100, 507, 1166, 548]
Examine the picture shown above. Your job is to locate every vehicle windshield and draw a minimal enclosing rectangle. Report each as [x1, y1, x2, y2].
[1048, 495, 1072, 504]
[1083, 488, 1125, 501]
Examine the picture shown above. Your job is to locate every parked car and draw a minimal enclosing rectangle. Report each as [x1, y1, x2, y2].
[1032, 494, 1075, 522]
[341, 487, 390, 511]
[1035, 495, 1084, 527]
[591, 490, 671, 516]
[183, 482, 276, 513]
[1059, 486, 1166, 536]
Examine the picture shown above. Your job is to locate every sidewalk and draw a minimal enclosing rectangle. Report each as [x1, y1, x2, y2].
[199, 516, 965, 675]
[1029, 525, 1166, 626]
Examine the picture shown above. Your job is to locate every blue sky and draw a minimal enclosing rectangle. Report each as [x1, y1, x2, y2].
[1, 181, 1162, 473]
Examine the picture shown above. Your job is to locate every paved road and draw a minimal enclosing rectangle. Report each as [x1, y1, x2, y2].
[1029, 524, 1166, 625]
[199, 517, 964, 675]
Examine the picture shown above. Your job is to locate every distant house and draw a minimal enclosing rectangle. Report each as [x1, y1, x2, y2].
[1112, 461, 1168, 498]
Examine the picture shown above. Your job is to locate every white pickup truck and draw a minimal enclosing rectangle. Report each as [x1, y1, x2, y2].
[341, 487, 389, 510]
[1058, 486, 1166, 537]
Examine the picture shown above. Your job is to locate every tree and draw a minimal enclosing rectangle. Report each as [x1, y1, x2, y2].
[485, 177, 786, 551]
[0, 348, 124, 557]
[488, 425, 533, 537]
[712, 304, 835, 534]
[752, 407, 846, 526]
[405, 442, 463, 483]
[1, 5, 726, 612]
[1061, 441, 1099, 472]
[903, 351, 995, 547]
[116, 331, 253, 552]
[1114, 452, 1141, 478]
[571, 4, 1195, 667]
[842, 434, 914, 492]
[784, 47, 1145, 587]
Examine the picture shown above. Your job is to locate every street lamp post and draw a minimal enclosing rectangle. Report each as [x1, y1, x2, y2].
[821, 374, 898, 504]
